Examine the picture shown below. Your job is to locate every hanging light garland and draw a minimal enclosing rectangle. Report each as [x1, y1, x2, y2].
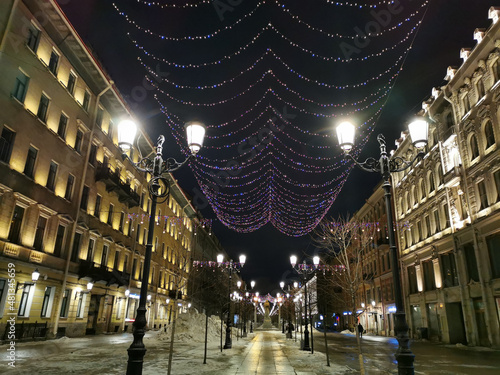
[116, 0, 429, 236]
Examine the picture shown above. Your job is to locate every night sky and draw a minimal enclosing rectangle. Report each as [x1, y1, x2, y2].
[57, 0, 494, 295]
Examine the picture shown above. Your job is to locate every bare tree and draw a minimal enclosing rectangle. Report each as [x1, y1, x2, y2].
[313, 216, 376, 375]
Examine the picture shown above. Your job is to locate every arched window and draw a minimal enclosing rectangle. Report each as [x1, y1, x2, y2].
[437, 166, 443, 187]
[420, 179, 425, 200]
[484, 120, 495, 148]
[477, 79, 485, 99]
[413, 186, 418, 205]
[429, 172, 435, 193]
[463, 95, 471, 114]
[470, 134, 479, 159]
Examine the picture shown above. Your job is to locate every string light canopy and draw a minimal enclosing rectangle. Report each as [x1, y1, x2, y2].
[114, 0, 430, 236]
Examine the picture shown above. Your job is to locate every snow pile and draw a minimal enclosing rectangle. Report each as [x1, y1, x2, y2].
[341, 329, 353, 334]
[155, 310, 224, 343]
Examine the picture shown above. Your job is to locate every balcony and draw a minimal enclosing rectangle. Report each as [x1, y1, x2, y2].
[443, 166, 461, 188]
[78, 259, 130, 287]
[95, 163, 140, 208]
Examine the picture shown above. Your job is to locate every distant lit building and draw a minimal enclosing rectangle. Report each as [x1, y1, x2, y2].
[351, 183, 397, 336]
[392, 7, 500, 346]
[0, 0, 223, 340]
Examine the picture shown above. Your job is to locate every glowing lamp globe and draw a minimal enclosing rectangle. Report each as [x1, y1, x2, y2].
[336, 121, 356, 152]
[239, 254, 246, 265]
[32, 268, 40, 282]
[185, 121, 206, 154]
[290, 255, 297, 267]
[118, 119, 138, 152]
[408, 117, 429, 149]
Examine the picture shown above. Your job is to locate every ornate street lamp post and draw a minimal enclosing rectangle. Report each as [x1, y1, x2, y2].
[290, 255, 319, 351]
[335, 117, 429, 375]
[119, 119, 206, 375]
[217, 253, 246, 349]
[249, 281, 256, 333]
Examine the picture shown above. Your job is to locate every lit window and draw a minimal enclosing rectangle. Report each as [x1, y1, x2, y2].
[13, 70, 29, 102]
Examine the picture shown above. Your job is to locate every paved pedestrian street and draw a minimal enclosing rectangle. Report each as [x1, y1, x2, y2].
[2, 329, 500, 374]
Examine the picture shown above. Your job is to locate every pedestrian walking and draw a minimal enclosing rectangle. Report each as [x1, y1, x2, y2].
[358, 323, 364, 338]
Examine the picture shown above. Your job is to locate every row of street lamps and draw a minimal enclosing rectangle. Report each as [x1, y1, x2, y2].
[117, 110, 427, 375]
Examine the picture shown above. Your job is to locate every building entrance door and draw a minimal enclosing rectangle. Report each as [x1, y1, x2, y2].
[86, 295, 101, 335]
[446, 302, 467, 344]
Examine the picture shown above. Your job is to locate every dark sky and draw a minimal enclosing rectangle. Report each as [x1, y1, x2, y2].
[57, 0, 494, 295]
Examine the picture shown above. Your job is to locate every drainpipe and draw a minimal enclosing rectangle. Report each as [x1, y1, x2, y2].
[52, 82, 114, 337]
[0, 0, 20, 52]
[443, 92, 494, 346]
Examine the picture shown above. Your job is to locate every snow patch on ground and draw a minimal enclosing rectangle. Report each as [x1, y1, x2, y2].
[154, 310, 224, 343]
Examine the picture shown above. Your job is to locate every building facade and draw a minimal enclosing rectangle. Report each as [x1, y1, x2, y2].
[0, 0, 222, 340]
[392, 7, 500, 346]
[351, 183, 397, 337]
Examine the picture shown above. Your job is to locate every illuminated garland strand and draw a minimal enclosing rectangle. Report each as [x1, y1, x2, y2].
[114, 2, 263, 41]
[117, 0, 426, 41]
[275, 0, 428, 40]
[149, 70, 393, 108]
[131, 21, 418, 68]
[140, 50, 404, 90]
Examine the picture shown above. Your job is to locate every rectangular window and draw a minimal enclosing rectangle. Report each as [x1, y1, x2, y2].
[494, 170, 500, 202]
[71, 232, 82, 262]
[143, 228, 147, 245]
[57, 113, 68, 139]
[88, 143, 97, 167]
[33, 216, 47, 251]
[37, 93, 50, 122]
[18, 284, 33, 317]
[26, 24, 40, 52]
[101, 245, 109, 267]
[108, 204, 114, 226]
[60, 290, 70, 318]
[24, 145, 38, 178]
[486, 234, 500, 279]
[74, 130, 83, 153]
[0, 127, 15, 164]
[13, 71, 30, 102]
[441, 252, 459, 288]
[82, 90, 90, 111]
[67, 72, 76, 95]
[123, 254, 129, 273]
[81, 185, 89, 210]
[64, 174, 74, 201]
[87, 238, 95, 262]
[113, 252, 119, 270]
[40, 286, 55, 318]
[53, 224, 65, 257]
[136, 224, 141, 242]
[132, 258, 138, 280]
[108, 121, 114, 139]
[422, 260, 436, 291]
[94, 195, 101, 218]
[433, 210, 441, 233]
[46, 161, 58, 191]
[478, 180, 489, 210]
[48, 50, 59, 75]
[76, 292, 86, 318]
[464, 243, 480, 282]
[119, 212, 125, 233]
[8, 205, 25, 244]
[443, 204, 451, 228]
[96, 107, 104, 128]
[417, 221, 422, 242]
[0, 279, 6, 318]
[425, 216, 431, 238]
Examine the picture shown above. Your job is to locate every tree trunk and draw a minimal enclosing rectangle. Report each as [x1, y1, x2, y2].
[203, 311, 208, 364]
[323, 318, 330, 367]
[167, 294, 179, 375]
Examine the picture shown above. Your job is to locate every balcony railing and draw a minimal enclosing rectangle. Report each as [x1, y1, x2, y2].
[78, 259, 130, 287]
[95, 162, 140, 208]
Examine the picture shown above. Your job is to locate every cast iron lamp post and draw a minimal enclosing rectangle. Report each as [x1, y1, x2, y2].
[335, 117, 429, 375]
[279, 282, 286, 333]
[249, 281, 256, 333]
[290, 255, 319, 351]
[118, 119, 206, 375]
[217, 253, 246, 349]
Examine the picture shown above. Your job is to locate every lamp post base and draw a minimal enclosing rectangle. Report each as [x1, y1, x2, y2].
[223, 325, 232, 349]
